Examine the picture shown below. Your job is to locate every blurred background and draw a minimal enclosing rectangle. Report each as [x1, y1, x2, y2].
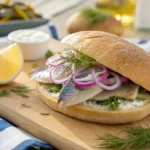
[0, 0, 150, 39]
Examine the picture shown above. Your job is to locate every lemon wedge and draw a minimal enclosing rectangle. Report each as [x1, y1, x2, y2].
[0, 43, 23, 84]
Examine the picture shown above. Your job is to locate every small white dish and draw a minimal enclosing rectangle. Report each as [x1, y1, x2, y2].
[8, 29, 50, 61]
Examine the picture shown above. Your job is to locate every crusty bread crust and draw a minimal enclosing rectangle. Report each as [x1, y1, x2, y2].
[37, 83, 150, 124]
[61, 31, 150, 91]
[66, 12, 123, 35]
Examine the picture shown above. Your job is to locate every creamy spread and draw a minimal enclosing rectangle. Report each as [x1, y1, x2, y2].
[47, 92, 60, 99]
[42, 85, 60, 99]
[79, 99, 147, 110]
[9, 29, 49, 43]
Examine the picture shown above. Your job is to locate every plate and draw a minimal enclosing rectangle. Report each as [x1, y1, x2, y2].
[0, 18, 49, 36]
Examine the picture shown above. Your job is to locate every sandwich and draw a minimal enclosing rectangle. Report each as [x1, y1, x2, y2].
[66, 7, 123, 36]
[32, 31, 150, 124]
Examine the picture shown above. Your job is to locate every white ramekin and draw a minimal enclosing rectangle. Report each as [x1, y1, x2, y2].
[8, 29, 50, 61]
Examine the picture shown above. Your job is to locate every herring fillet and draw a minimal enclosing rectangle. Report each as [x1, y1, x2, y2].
[93, 83, 139, 101]
[31, 67, 52, 83]
[59, 79, 103, 107]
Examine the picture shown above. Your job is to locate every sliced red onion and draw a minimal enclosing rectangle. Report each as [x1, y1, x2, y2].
[73, 69, 95, 87]
[120, 76, 128, 83]
[76, 71, 104, 82]
[102, 77, 116, 85]
[92, 69, 122, 90]
[50, 63, 74, 84]
[46, 55, 64, 66]
[73, 66, 109, 87]
[96, 67, 110, 82]
[102, 75, 128, 85]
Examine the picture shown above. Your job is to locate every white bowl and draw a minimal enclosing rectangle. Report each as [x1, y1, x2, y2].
[8, 29, 50, 61]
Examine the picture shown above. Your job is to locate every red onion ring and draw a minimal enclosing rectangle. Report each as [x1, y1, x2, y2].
[46, 55, 64, 66]
[50, 64, 74, 84]
[73, 66, 109, 87]
[102, 76, 128, 85]
[96, 67, 110, 82]
[102, 77, 116, 85]
[92, 69, 122, 90]
[120, 76, 128, 82]
[73, 69, 95, 87]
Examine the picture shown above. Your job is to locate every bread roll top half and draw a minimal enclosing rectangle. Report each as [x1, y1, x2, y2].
[61, 31, 150, 91]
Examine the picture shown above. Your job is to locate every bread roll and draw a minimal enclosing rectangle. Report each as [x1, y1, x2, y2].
[62, 31, 150, 91]
[37, 82, 150, 124]
[66, 9, 123, 35]
[37, 31, 150, 124]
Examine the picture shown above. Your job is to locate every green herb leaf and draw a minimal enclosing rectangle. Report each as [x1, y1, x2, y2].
[45, 50, 53, 59]
[96, 96, 122, 110]
[21, 104, 31, 108]
[97, 134, 126, 150]
[32, 63, 38, 68]
[60, 49, 96, 69]
[40, 113, 49, 116]
[11, 85, 32, 98]
[48, 84, 62, 93]
[0, 89, 9, 97]
[97, 125, 150, 150]
[81, 7, 108, 25]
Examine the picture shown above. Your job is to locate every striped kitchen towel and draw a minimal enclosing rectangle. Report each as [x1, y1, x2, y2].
[125, 38, 150, 52]
[0, 118, 57, 150]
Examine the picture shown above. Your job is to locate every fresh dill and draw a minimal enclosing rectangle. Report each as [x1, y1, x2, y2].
[60, 50, 96, 69]
[97, 125, 150, 150]
[0, 85, 32, 98]
[32, 63, 38, 68]
[21, 104, 31, 108]
[81, 7, 108, 25]
[11, 85, 32, 98]
[0, 89, 9, 97]
[96, 96, 122, 110]
[40, 113, 49, 116]
[45, 50, 53, 59]
[48, 84, 62, 93]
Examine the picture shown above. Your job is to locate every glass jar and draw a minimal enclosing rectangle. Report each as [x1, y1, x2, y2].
[95, 0, 135, 27]
[135, 0, 150, 31]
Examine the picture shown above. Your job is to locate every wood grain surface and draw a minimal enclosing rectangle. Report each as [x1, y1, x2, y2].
[0, 39, 150, 150]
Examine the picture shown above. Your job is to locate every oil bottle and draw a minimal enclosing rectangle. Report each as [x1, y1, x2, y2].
[95, 0, 135, 27]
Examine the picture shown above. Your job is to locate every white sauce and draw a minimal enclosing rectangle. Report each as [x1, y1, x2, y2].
[9, 29, 49, 43]
[42, 85, 60, 100]
[45, 90, 60, 99]
[49, 92, 60, 99]
[79, 99, 147, 110]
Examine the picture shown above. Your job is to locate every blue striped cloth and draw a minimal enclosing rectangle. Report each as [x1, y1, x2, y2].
[125, 38, 150, 52]
[0, 118, 56, 150]
[0, 24, 60, 150]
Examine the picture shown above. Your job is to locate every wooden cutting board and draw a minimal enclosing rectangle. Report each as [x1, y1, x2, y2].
[0, 39, 150, 150]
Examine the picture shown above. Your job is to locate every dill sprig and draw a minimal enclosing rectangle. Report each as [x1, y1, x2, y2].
[21, 104, 31, 108]
[60, 50, 96, 69]
[48, 84, 62, 93]
[81, 7, 108, 25]
[45, 50, 53, 59]
[97, 125, 150, 150]
[96, 96, 122, 110]
[40, 113, 49, 116]
[32, 63, 38, 68]
[0, 85, 32, 98]
[11, 85, 32, 98]
[0, 89, 9, 97]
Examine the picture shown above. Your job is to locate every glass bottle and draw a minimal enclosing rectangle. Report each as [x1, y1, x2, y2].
[135, 0, 150, 31]
[95, 0, 135, 27]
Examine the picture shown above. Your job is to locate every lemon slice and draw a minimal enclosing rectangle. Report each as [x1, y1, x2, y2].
[0, 43, 23, 84]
